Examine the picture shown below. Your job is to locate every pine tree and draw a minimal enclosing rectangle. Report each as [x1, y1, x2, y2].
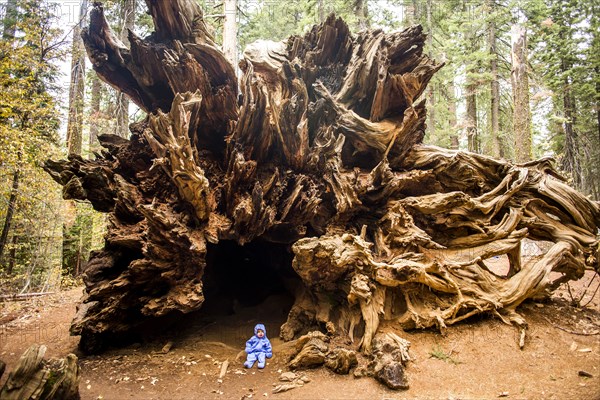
[527, 0, 599, 197]
[89, 73, 102, 151]
[487, 0, 502, 158]
[0, 0, 66, 288]
[66, 0, 87, 155]
[222, 0, 237, 66]
[511, 16, 532, 163]
[353, 0, 369, 30]
[115, 0, 135, 139]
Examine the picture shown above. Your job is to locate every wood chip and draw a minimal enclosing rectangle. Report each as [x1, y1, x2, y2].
[219, 360, 229, 379]
[578, 348, 592, 353]
[578, 370, 593, 378]
[569, 342, 578, 351]
[161, 341, 174, 353]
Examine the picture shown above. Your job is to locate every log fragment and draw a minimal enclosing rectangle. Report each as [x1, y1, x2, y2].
[0, 345, 80, 400]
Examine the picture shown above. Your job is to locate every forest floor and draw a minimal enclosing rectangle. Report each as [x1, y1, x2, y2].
[1, 269, 599, 400]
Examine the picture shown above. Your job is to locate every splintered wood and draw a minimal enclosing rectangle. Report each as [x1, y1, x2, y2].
[45, 0, 599, 385]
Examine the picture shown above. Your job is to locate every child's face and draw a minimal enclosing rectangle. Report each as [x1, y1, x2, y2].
[257, 329, 264, 338]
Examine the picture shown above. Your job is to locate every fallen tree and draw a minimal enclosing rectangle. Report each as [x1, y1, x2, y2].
[44, 0, 599, 389]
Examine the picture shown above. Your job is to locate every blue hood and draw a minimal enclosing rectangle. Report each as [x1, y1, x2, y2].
[254, 323, 267, 336]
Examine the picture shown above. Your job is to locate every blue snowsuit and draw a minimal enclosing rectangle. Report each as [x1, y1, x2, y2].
[244, 323, 272, 369]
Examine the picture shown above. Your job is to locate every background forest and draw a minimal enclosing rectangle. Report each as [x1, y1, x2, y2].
[0, 0, 598, 295]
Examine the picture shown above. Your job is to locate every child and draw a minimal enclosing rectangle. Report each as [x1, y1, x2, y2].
[244, 323, 272, 369]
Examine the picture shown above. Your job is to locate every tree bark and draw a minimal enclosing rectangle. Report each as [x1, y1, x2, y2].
[426, 0, 435, 138]
[223, 0, 238, 67]
[1, 0, 17, 40]
[465, 25, 478, 153]
[0, 168, 20, 267]
[559, 59, 581, 189]
[488, 0, 502, 158]
[44, 1, 600, 389]
[66, 0, 87, 156]
[317, 0, 325, 23]
[115, 0, 136, 139]
[466, 83, 477, 152]
[7, 233, 17, 275]
[597, 66, 600, 144]
[354, 0, 369, 30]
[511, 23, 531, 163]
[89, 73, 102, 152]
[447, 74, 459, 149]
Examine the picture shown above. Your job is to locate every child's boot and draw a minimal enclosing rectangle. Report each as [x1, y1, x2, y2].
[244, 353, 257, 368]
[257, 353, 266, 369]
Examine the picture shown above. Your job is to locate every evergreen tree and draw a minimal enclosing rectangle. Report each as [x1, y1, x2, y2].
[66, 0, 87, 156]
[511, 8, 532, 163]
[0, 0, 66, 290]
[223, 0, 238, 66]
[487, 0, 502, 158]
[115, 0, 135, 139]
[528, 0, 599, 197]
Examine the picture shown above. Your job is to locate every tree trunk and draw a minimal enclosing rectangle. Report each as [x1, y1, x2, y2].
[465, 25, 478, 153]
[1, 0, 17, 40]
[222, 0, 237, 67]
[511, 23, 531, 163]
[447, 76, 459, 149]
[89, 73, 102, 152]
[560, 66, 581, 188]
[7, 233, 18, 275]
[317, 0, 325, 23]
[413, 0, 420, 21]
[64, 0, 88, 276]
[44, 1, 600, 390]
[597, 65, 600, 144]
[0, 168, 20, 267]
[354, 0, 369, 30]
[66, 0, 87, 156]
[115, 0, 136, 139]
[488, 0, 502, 158]
[426, 0, 435, 138]
[466, 83, 477, 152]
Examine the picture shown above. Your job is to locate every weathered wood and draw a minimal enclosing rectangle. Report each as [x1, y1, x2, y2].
[218, 360, 229, 379]
[0, 292, 56, 302]
[44, 0, 600, 390]
[0, 345, 80, 400]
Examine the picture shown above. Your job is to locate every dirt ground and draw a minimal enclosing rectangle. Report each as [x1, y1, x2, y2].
[1, 270, 599, 400]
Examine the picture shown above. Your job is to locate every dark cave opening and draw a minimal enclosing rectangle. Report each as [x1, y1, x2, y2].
[78, 240, 301, 354]
[200, 239, 300, 318]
